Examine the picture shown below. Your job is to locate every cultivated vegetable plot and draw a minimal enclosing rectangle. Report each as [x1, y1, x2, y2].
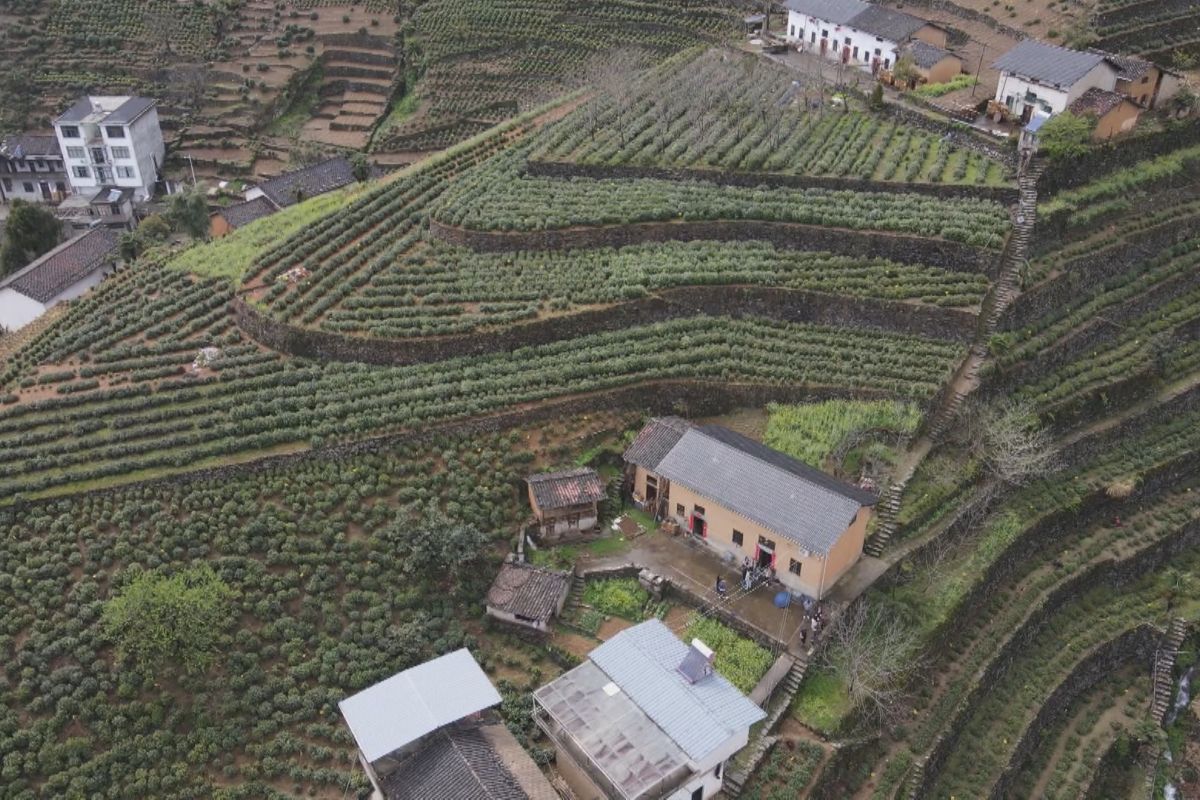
[433, 144, 1012, 246]
[319, 240, 988, 337]
[534, 49, 1009, 186]
[0, 430, 539, 797]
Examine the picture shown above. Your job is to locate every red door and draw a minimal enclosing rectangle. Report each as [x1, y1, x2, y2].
[842, 45, 850, 63]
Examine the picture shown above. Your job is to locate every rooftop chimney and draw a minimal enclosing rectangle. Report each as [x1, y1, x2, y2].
[677, 638, 715, 684]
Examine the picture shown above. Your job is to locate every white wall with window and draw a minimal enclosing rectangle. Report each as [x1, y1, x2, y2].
[784, 10, 900, 72]
[54, 97, 163, 200]
[995, 62, 1119, 119]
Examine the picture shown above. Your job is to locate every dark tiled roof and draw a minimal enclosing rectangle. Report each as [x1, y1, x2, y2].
[623, 416, 691, 471]
[1069, 87, 1134, 117]
[0, 134, 62, 159]
[850, 5, 928, 41]
[255, 157, 355, 208]
[218, 196, 278, 229]
[1092, 50, 1153, 81]
[527, 466, 605, 509]
[486, 562, 570, 622]
[381, 727, 530, 800]
[906, 40, 955, 69]
[993, 40, 1114, 89]
[55, 97, 94, 124]
[2, 228, 119, 304]
[105, 97, 156, 125]
[784, 0, 867, 24]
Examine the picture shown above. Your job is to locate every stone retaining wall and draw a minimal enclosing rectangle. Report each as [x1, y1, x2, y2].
[232, 288, 976, 367]
[913, 515, 1200, 795]
[428, 218, 1000, 275]
[525, 160, 1018, 204]
[990, 625, 1158, 800]
[1037, 120, 1200, 196]
[1004, 215, 1200, 331]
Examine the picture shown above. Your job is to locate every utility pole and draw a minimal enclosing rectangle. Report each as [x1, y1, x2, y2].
[972, 40, 987, 97]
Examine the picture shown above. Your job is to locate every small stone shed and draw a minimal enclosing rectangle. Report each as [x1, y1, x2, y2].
[485, 560, 572, 632]
[526, 467, 606, 541]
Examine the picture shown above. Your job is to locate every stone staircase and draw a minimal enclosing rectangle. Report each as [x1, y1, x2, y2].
[565, 574, 586, 613]
[723, 657, 809, 798]
[864, 480, 904, 556]
[1151, 617, 1188, 723]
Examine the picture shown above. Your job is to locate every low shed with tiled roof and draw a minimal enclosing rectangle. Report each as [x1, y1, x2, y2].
[486, 561, 571, 632]
[1069, 87, 1142, 140]
[244, 157, 355, 209]
[0, 227, 119, 332]
[526, 467, 605, 541]
[625, 417, 877, 599]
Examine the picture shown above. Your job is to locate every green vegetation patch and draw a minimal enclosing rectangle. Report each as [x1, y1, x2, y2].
[582, 577, 649, 620]
[684, 615, 774, 693]
[791, 668, 854, 734]
[764, 399, 920, 467]
[166, 188, 354, 283]
[741, 739, 826, 800]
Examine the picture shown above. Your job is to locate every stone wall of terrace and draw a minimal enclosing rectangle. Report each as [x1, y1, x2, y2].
[427, 218, 1000, 276]
[989, 625, 1159, 800]
[524, 160, 1019, 204]
[1036, 120, 1200, 197]
[232, 287, 977, 366]
[911, 511, 1200, 796]
[1004, 214, 1200, 331]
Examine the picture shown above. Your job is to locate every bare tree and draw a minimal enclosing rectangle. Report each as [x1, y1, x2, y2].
[577, 48, 647, 144]
[822, 600, 923, 729]
[965, 399, 1058, 486]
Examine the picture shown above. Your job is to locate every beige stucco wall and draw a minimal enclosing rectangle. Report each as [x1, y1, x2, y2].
[1116, 68, 1159, 108]
[485, 606, 551, 632]
[925, 55, 961, 86]
[635, 465, 867, 599]
[913, 24, 947, 49]
[1092, 101, 1141, 140]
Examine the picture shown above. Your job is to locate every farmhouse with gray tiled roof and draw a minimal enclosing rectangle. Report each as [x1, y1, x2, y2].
[783, 0, 948, 75]
[626, 418, 876, 599]
[485, 561, 571, 632]
[993, 40, 1123, 121]
[0, 228, 120, 332]
[534, 619, 766, 800]
[245, 156, 355, 208]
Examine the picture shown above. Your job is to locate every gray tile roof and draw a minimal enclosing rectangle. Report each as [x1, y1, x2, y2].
[105, 97, 156, 125]
[486, 562, 570, 622]
[906, 40, 955, 70]
[993, 40, 1115, 89]
[0, 134, 62, 159]
[1, 228, 119, 304]
[849, 5, 927, 41]
[1069, 87, 1133, 117]
[623, 416, 690, 471]
[217, 196, 278, 230]
[527, 466, 605, 510]
[650, 424, 876, 554]
[1093, 50, 1154, 81]
[380, 726, 531, 800]
[54, 97, 95, 124]
[255, 157, 355, 208]
[339, 649, 502, 763]
[784, 0, 868, 24]
[589, 619, 767, 762]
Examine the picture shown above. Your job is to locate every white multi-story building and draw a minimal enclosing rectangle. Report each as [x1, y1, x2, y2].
[993, 41, 1122, 122]
[53, 96, 164, 202]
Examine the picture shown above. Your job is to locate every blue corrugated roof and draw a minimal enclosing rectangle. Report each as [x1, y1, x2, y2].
[590, 620, 766, 762]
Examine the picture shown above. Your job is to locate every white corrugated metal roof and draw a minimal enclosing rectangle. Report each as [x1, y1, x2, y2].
[589, 620, 766, 762]
[338, 649, 502, 763]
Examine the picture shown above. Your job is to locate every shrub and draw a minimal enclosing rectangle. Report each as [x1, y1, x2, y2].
[582, 577, 648, 620]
